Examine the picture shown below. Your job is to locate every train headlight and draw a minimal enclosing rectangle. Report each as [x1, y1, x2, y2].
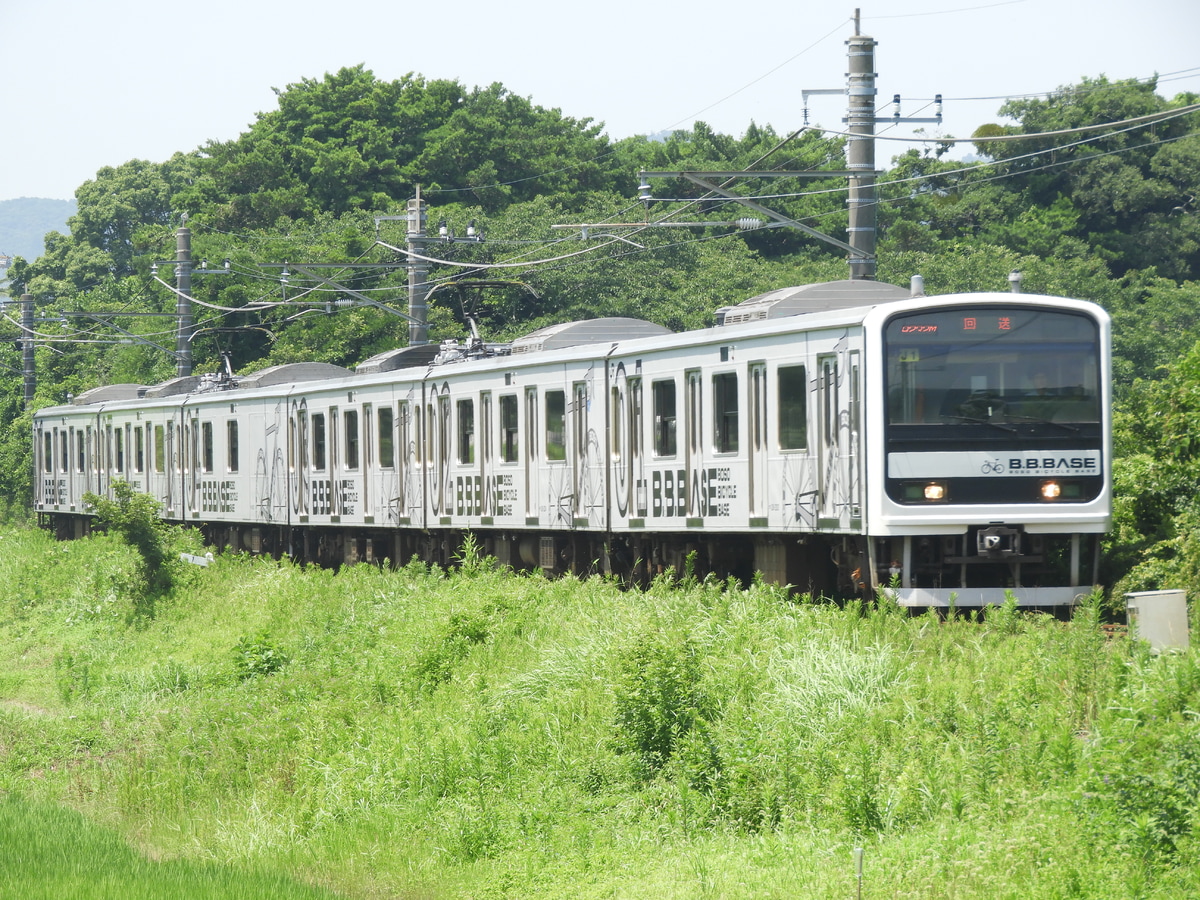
[903, 481, 948, 502]
[1039, 480, 1082, 501]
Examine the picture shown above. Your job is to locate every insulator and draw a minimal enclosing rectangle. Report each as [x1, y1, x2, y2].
[734, 217, 765, 231]
[638, 175, 653, 204]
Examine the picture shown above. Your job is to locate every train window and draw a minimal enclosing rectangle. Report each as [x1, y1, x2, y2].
[289, 411, 300, 473]
[499, 394, 518, 462]
[42, 432, 52, 473]
[687, 371, 702, 457]
[378, 407, 395, 468]
[629, 378, 643, 461]
[400, 402, 413, 465]
[850, 357, 861, 446]
[313, 413, 327, 470]
[132, 426, 143, 473]
[227, 421, 239, 472]
[154, 425, 165, 473]
[169, 422, 180, 474]
[457, 399, 475, 464]
[545, 390, 566, 461]
[652, 379, 677, 457]
[481, 393, 493, 470]
[56, 429, 66, 473]
[438, 395, 451, 468]
[713, 372, 739, 453]
[884, 306, 1101, 426]
[200, 421, 214, 473]
[574, 383, 587, 458]
[115, 427, 125, 473]
[822, 359, 837, 445]
[425, 402, 436, 467]
[414, 404, 424, 465]
[344, 409, 360, 469]
[778, 365, 808, 450]
[610, 385, 623, 461]
[77, 430, 86, 474]
[752, 368, 765, 451]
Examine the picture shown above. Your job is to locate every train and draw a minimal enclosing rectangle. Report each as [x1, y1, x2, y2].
[32, 278, 1112, 607]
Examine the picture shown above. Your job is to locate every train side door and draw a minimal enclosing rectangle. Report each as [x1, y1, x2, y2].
[361, 403, 373, 517]
[749, 362, 768, 520]
[186, 411, 200, 515]
[326, 408, 340, 518]
[402, 397, 425, 526]
[421, 383, 442, 520]
[165, 418, 178, 516]
[480, 392, 493, 516]
[395, 400, 412, 522]
[685, 369, 701, 516]
[631, 377, 646, 518]
[437, 391, 452, 517]
[289, 399, 309, 520]
[32, 422, 46, 507]
[847, 350, 862, 522]
[572, 380, 602, 523]
[817, 353, 844, 527]
[524, 387, 538, 519]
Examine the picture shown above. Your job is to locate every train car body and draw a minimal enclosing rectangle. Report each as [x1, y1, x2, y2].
[33, 280, 1112, 606]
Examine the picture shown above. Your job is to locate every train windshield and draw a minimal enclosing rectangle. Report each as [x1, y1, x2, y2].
[885, 306, 1101, 427]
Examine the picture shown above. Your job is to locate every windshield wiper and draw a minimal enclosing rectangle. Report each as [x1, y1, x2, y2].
[942, 415, 1017, 433]
[1006, 414, 1081, 433]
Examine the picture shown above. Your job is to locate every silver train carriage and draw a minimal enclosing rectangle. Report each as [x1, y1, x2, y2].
[33, 280, 1111, 607]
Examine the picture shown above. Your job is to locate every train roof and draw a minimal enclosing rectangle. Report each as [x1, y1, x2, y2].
[718, 280, 911, 326]
[355, 344, 441, 374]
[235, 362, 352, 389]
[70, 383, 147, 405]
[50, 282, 926, 409]
[509, 317, 672, 354]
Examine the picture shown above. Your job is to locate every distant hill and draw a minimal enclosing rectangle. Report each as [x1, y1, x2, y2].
[0, 197, 76, 262]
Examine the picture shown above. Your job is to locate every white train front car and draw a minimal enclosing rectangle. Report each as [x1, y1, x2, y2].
[863, 293, 1111, 607]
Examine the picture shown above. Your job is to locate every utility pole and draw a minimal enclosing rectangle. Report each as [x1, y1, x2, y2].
[846, 21, 879, 280]
[820, 11, 942, 279]
[21, 292, 35, 405]
[632, 15, 941, 281]
[151, 216, 231, 377]
[174, 219, 193, 377]
[407, 190, 431, 346]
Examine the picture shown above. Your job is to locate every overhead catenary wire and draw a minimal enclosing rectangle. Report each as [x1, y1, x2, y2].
[812, 101, 1200, 144]
[70, 64, 1196, 346]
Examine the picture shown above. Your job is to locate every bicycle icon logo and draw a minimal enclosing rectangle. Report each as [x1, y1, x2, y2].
[980, 459, 1006, 475]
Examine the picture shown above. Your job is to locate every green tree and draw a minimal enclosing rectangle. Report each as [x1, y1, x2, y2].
[83, 480, 182, 613]
[411, 82, 626, 212]
[179, 67, 466, 229]
[978, 77, 1200, 279]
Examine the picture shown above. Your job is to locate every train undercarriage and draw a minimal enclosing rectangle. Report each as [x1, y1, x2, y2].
[40, 511, 1098, 609]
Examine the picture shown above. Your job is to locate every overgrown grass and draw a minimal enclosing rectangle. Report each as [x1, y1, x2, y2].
[2, 522, 1199, 898]
[0, 794, 339, 900]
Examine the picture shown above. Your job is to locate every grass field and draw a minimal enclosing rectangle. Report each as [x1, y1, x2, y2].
[2, 523, 1198, 898]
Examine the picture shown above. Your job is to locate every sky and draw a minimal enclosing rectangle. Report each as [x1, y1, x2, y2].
[2, 0, 1198, 203]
